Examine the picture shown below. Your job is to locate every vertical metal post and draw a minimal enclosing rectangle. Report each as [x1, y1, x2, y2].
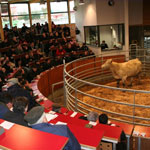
[127, 136, 130, 150]
[138, 137, 141, 150]
[113, 143, 116, 150]
[75, 61, 78, 112]
[63, 59, 67, 107]
[133, 91, 136, 125]
[144, 49, 146, 74]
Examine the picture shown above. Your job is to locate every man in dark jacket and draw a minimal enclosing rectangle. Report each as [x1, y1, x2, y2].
[0, 91, 13, 119]
[7, 78, 38, 111]
[24, 106, 81, 150]
[3, 96, 29, 127]
[99, 114, 127, 150]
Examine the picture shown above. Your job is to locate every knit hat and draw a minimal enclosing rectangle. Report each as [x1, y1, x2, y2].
[7, 78, 18, 85]
[24, 106, 44, 125]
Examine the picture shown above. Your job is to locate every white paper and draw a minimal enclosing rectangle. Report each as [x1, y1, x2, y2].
[48, 111, 56, 115]
[108, 120, 111, 124]
[45, 113, 58, 122]
[133, 131, 139, 136]
[89, 121, 97, 126]
[111, 124, 116, 127]
[56, 121, 67, 125]
[70, 112, 77, 118]
[141, 132, 146, 137]
[0, 121, 14, 130]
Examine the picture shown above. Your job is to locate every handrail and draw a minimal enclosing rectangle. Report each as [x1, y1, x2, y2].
[64, 49, 150, 126]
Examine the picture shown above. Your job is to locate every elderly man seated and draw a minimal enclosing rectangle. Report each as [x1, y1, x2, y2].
[24, 106, 81, 150]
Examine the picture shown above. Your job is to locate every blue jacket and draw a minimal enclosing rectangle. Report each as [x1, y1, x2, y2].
[0, 102, 9, 119]
[31, 123, 81, 150]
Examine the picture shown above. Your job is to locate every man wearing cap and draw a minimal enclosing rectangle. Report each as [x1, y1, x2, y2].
[24, 106, 81, 150]
[7, 78, 38, 111]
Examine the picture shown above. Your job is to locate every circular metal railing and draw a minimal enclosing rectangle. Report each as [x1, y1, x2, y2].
[64, 49, 150, 126]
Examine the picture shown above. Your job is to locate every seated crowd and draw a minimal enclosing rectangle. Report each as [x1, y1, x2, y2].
[0, 22, 126, 150]
[0, 21, 94, 91]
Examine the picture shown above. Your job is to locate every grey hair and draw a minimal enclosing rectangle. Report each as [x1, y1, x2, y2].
[87, 112, 99, 122]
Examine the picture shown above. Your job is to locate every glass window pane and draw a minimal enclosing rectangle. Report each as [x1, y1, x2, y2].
[32, 14, 48, 25]
[1, 4, 8, 16]
[85, 26, 98, 46]
[2, 17, 10, 28]
[70, 11, 75, 24]
[99, 24, 124, 49]
[69, 0, 74, 11]
[12, 16, 30, 28]
[51, 13, 68, 24]
[10, 4, 29, 15]
[51, 2, 67, 13]
[30, 3, 47, 14]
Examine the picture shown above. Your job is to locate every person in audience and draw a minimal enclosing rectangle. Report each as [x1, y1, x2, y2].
[56, 45, 66, 57]
[79, 111, 98, 122]
[3, 61, 13, 75]
[63, 25, 70, 37]
[99, 113, 127, 150]
[16, 44, 24, 54]
[28, 65, 39, 82]
[80, 43, 89, 51]
[3, 96, 29, 127]
[1, 38, 10, 48]
[22, 23, 28, 33]
[24, 106, 81, 150]
[87, 111, 99, 122]
[7, 78, 38, 111]
[99, 113, 108, 124]
[66, 43, 72, 53]
[3, 24, 9, 32]
[0, 91, 13, 119]
[22, 54, 30, 67]
[100, 40, 108, 50]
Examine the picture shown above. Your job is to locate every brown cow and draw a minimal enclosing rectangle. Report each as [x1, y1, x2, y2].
[101, 58, 142, 87]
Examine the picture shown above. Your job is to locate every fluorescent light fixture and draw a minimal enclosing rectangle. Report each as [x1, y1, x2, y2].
[79, 0, 85, 5]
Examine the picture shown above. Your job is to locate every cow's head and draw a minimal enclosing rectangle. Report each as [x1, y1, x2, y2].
[101, 59, 112, 69]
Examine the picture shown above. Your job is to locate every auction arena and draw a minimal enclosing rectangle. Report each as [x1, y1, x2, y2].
[64, 50, 150, 126]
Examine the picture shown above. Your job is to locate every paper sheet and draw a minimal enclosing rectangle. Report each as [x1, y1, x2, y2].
[0, 121, 14, 130]
[48, 111, 56, 115]
[89, 121, 97, 126]
[70, 112, 77, 117]
[56, 121, 67, 125]
[140, 132, 146, 137]
[45, 113, 58, 122]
[133, 131, 139, 136]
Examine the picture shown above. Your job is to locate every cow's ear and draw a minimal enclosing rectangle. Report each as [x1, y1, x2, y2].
[110, 59, 112, 63]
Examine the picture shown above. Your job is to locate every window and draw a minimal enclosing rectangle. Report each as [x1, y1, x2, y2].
[99, 24, 124, 49]
[10, 4, 29, 15]
[84, 26, 98, 46]
[30, 3, 47, 14]
[1, 17, 10, 28]
[10, 4, 30, 27]
[1, 3, 10, 28]
[70, 0, 75, 23]
[12, 16, 30, 28]
[51, 13, 68, 24]
[30, 3, 48, 25]
[50, 1, 68, 24]
[32, 14, 48, 25]
[84, 24, 124, 49]
[1, 3, 9, 16]
[51, 2, 67, 13]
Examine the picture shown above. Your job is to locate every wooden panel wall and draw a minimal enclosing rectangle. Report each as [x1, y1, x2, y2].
[143, 0, 150, 25]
